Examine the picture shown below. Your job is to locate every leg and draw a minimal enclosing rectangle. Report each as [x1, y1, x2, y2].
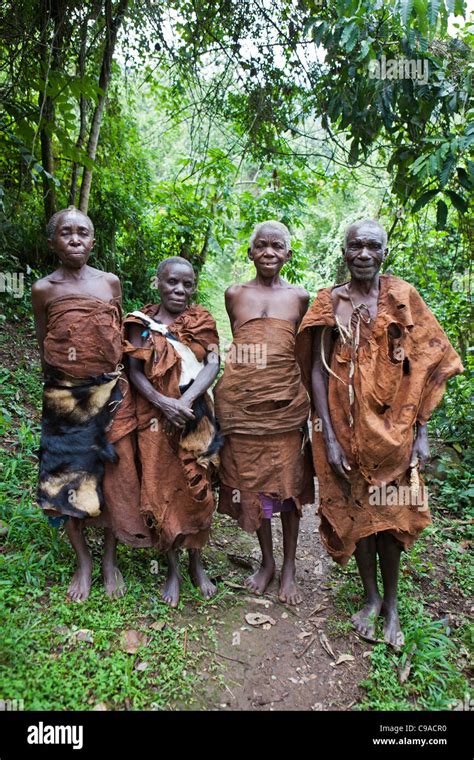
[188, 549, 217, 600]
[65, 517, 92, 602]
[377, 531, 405, 649]
[279, 508, 303, 605]
[245, 518, 275, 595]
[351, 535, 382, 640]
[162, 548, 182, 608]
[102, 528, 126, 599]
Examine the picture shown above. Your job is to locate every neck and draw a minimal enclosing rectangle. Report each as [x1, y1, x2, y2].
[254, 272, 283, 287]
[348, 273, 380, 298]
[58, 264, 89, 280]
[157, 303, 187, 324]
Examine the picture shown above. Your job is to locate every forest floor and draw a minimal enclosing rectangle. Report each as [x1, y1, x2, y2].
[0, 318, 472, 711]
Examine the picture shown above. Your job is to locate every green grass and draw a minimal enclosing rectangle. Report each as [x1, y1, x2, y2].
[329, 521, 472, 711]
[0, 324, 244, 710]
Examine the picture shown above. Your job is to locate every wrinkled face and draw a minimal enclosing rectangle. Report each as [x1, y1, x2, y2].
[156, 262, 195, 314]
[343, 222, 387, 282]
[48, 210, 95, 269]
[248, 224, 291, 277]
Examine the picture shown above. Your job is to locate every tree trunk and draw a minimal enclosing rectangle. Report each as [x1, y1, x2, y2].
[78, 0, 129, 213]
[69, 15, 89, 206]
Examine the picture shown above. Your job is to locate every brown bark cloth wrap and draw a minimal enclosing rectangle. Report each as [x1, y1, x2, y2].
[214, 317, 315, 533]
[123, 304, 220, 551]
[38, 294, 153, 547]
[296, 275, 464, 565]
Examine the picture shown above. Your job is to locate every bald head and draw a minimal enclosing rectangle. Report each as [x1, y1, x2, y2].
[344, 219, 387, 249]
[156, 256, 195, 280]
[249, 220, 291, 251]
[47, 206, 94, 240]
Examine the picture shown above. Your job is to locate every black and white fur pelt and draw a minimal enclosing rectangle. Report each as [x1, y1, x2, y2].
[130, 311, 223, 467]
[37, 370, 121, 519]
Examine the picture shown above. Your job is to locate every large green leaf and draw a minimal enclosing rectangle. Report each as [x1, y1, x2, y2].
[412, 187, 439, 211]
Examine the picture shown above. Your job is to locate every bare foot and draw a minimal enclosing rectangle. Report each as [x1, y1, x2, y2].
[351, 596, 382, 640]
[188, 552, 217, 600]
[245, 561, 275, 596]
[279, 561, 302, 605]
[102, 561, 126, 599]
[382, 603, 405, 650]
[162, 568, 182, 608]
[67, 561, 92, 602]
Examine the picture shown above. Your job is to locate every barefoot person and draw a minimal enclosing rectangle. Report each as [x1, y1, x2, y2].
[215, 221, 314, 605]
[297, 219, 463, 647]
[31, 206, 150, 602]
[124, 257, 221, 607]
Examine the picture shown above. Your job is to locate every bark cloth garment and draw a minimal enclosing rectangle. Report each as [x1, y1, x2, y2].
[123, 304, 221, 551]
[37, 293, 154, 548]
[214, 317, 315, 533]
[296, 275, 464, 565]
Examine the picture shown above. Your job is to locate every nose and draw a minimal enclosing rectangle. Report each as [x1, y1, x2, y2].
[358, 247, 371, 260]
[173, 282, 185, 294]
[70, 234, 81, 246]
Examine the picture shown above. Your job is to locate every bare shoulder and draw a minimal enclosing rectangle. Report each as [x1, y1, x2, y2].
[31, 273, 56, 300]
[224, 283, 244, 300]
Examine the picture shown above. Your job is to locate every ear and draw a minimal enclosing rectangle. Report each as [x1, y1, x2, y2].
[247, 246, 254, 261]
[47, 238, 55, 252]
[286, 248, 293, 260]
[341, 246, 346, 256]
[152, 275, 159, 289]
[383, 247, 389, 258]
[90, 237, 96, 250]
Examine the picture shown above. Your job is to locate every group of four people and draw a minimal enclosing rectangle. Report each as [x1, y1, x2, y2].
[31, 207, 462, 649]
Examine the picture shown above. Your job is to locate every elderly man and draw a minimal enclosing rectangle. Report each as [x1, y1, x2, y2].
[215, 220, 314, 605]
[297, 219, 463, 647]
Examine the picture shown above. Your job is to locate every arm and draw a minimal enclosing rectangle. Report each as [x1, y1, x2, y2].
[31, 282, 48, 371]
[126, 322, 195, 429]
[107, 273, 122, 308]
[180, 350, 220, 406]
[311, 326, 351, 480]
[410, 423, 430, 469]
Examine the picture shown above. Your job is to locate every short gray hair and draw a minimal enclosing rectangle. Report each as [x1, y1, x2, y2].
[47, 206, 94, 239]
[249, 220, 291, 251]
[344, 218, 387, 248]
[156, 256, 195, 279]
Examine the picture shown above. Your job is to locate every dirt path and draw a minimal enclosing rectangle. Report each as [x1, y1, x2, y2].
[191, 502, 371, 711]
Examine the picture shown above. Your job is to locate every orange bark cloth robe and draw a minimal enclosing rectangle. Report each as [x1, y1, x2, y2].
[296, 275, 464, 565]
[37, 294, 153, 547]
[123, 304, 220, 551]
[214, 317, 315, 533]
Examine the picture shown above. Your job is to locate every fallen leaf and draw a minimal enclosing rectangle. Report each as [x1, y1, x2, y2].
[363, 650, 372, 658]
[335, 654, 355, 665]
[262, 623, 271, 630]
[281, 612, 289, 619]
[297, 631, 313, 640]
[135, 661, 149, 672]
[149, 621, 166, 631]
[227, 553, 254, 570]
[73, 629, 94, 644]
[244, 596, 273, 606]
[120, 629, 148, 654]
[245, 613, 276, 627]
[93, 703, 108, 711]
[318, 632, 336, 659]
[223, 580, 247, 590]
[397, 644, 417, 684]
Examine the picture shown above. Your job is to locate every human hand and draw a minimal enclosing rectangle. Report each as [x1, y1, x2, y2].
[325, 437, 351, 480]
[410, 425, 430, 470]
[155, 396, 195, 430]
